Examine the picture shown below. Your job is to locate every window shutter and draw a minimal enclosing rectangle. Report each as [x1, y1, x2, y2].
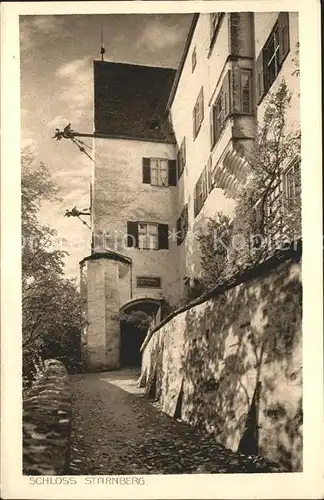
[223, 70, 231, 116]
[231, 67, 241, 114]
[168, 160, 177, 186]
[193, 105, 197, 138]
[278, 12, 290, 64]
[176, 149, 181, 179]
[214, 96, 222, 144]
[194, 185, 198, 217]
[158, 224, 169, 249]
[176, 217, 181, 246]
[203, 166, 208, 201]
[200, 88, 204, 121]
[207, 156, 213, 193]
[127, 222, 138, 248]
[256, 50, 265, 104]
[182, 137, 186, 166]
[210, 107, 215, 149]
[142, 158, 151, 184]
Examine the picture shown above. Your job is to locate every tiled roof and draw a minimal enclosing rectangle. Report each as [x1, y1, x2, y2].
[94, 61, 176, 143]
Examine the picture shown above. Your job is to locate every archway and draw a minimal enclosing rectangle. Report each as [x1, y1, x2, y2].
[119, 299, 161, 367]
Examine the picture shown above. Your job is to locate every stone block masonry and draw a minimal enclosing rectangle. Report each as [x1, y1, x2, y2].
[23, 360, 72, 475]
[141, 244, 302, 471]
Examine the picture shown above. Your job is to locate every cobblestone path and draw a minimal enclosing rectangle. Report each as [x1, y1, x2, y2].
[68, 370, 282, 475]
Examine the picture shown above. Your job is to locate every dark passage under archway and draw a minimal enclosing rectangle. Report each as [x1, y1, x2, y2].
[120, 322, 147, 367]
[119, 300, 160, 368]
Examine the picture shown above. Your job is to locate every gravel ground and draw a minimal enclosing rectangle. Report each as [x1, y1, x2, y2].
[68, 370, 282, 475]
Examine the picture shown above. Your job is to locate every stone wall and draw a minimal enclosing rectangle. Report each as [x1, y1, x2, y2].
[141, 247, 302, 471]
[23, 360, 72, 475]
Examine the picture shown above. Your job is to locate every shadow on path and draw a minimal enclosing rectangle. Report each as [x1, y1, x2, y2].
[68, 372, 282, 475]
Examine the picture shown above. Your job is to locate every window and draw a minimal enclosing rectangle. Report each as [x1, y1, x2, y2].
[210, 13, 224, 49]
[210, 72, 230, 148]
[136, 276, 161, 288]
[207, 155, 213, 193]
[139, 223, 158, 250]
[127, 222, 169, 250]
[177, 137, 186, 179]
[193, 87, 204, 139]
[265, 25, 280, 88]
[284, 161, 301, 202]
[241, 69, 253, 114]
[142, 158, 177, 187]
[192, 48, 197, 72]
[210, 69, 253, 149]
[256, 12, 290, 103]
[194, 166, 208, 217]
[211, 13, 222, 32]
[150, 158, 168, 186]
[176, 204, 188, 245]
[264, 180, 284, 239]
[258, 160, 300, 239]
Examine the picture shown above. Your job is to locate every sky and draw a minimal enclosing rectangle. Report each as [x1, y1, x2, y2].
[20, 13, 193, 280]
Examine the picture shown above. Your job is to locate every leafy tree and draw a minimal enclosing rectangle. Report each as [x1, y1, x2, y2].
[22, 150, 86, 385]
[228, 79, 301, 270]
[196, 213, 233, 289]
[196, 79, 301, 289]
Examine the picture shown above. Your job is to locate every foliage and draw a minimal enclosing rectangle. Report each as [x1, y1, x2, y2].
[22, 150, 86, 385]
[196, 213, 233, 289]
[196, 79, 301, 290]
[119, 310, 152, 331]
[183, 278, 207, 303]
[229, 79, 301, 269]
[292, 42, 300, 77]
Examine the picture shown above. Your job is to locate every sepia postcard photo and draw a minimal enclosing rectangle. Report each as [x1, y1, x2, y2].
[1, 1, 323, 499]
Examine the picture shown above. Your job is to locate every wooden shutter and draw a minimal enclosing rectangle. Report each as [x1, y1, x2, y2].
[127, 222, 138, 248]
[203, 166, 208, 202]
[142, 158, 151, 184]
[210, 107, 215, 150]
[194, 185, 198, 217]
[223, 70, 231, 116]
[182, 137, 186, 166]
[176, 149, 181, 179]
[168, 160, 177, 186]
[231, 67, 241, 114]
[207, 156, 213, 193]
[193, 105, 197, 138]
[255, 50, 265, 104]
[278, 12, 290, 64]
[176, 217, 181, 246]
[200, 87, 204, 121]
[158, 224, 169, 249]
[214, 95, 222, 144]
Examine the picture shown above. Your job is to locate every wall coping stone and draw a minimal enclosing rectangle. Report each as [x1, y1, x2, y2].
[23, 359, 72, 475]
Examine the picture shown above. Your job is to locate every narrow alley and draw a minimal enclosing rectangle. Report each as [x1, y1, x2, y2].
[68, 370, 282, 475]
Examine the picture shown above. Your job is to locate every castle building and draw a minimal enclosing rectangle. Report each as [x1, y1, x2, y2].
[80, 12, 300, 371]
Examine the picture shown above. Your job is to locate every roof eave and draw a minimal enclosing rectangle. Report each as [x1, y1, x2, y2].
[166, 13, 199, 112]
